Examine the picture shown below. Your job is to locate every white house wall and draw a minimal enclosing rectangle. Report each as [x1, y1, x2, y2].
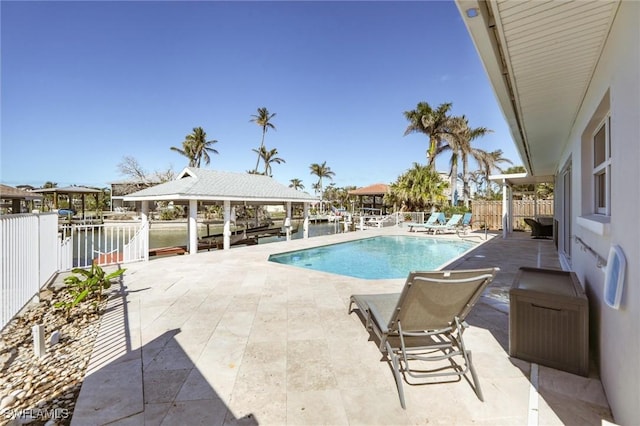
[559, 2, 640, 423]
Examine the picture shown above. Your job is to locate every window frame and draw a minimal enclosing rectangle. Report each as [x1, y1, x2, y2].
[592, 115, 611, 216]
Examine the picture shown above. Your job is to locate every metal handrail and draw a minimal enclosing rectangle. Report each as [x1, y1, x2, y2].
[574, 235, 607, 268]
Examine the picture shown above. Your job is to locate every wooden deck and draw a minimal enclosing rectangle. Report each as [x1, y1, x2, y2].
[149, 246, 187, 257]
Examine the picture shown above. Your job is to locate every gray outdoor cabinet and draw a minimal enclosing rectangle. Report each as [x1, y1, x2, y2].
[509, 267, 589, 376]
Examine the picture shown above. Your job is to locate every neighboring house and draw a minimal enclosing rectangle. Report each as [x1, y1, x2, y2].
[0, 184, 42, 214]
[456, 0, 638, 423]
[348, 183, 391, 213]
[110, 179, 162, 212]
[437, 171, 466, 204]
[15, 184, 37, 192]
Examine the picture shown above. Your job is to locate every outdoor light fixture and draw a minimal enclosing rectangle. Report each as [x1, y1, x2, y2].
[466, 8, 479, 18]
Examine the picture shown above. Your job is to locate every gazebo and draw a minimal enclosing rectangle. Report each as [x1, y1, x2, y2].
[0, 184, 43, 214]
[123, 167, 318, 252]
[348, 183, 390, 214]
[31, 185, 102, 219]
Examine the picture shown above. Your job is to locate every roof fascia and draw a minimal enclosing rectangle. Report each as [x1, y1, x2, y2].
[455, 0, 531, 173]
[122, 194, 317, 203]
[489, 173, 528, 182]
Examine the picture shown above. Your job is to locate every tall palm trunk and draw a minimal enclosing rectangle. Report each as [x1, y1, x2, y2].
[428, 137, 438, 169]
[254, 131, 265, 173]
[450, 154, 458, 206]
[461, 153, 471, 208]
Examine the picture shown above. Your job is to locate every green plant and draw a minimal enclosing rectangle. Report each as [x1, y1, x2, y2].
[55, 264, 126, 316]
[441, 205, 470, 217]
[159, 206, 184, 220]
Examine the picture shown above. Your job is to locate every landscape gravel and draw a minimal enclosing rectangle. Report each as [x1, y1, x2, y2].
[0, 284, 108, 426]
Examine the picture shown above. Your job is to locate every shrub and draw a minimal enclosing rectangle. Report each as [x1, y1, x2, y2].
[55, 264, 126, 317]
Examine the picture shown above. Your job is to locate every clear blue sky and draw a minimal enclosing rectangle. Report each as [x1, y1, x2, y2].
[1, 1, 520, 191]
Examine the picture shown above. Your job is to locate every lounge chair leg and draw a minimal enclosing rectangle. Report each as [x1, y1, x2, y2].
[467, 351, 484, 402]
[386, 342, 406, 409]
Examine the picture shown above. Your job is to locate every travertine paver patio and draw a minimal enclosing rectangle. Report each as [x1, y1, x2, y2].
[71, 227, 613, 425]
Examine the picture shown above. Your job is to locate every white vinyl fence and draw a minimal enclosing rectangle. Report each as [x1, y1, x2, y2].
[1, 213, 58, 329]
[1, 214, 148, 330]
[59, 222, 148, 269]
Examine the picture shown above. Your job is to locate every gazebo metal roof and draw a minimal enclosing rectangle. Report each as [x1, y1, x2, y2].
[31, 186, 102, 195]
[123, 167, 318, 204]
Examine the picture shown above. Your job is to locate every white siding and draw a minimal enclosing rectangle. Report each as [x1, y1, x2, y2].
[559, 2, 640, 422]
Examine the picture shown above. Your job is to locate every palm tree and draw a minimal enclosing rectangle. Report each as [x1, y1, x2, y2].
[476, 149, 513, 195]
[403, 102, 454, 169]
[446, 116, 492, 206]
[309, 161, 335, 200]
[170, 127, 219, 167]
[433, 116, 463, 206]
[311, 182, 321, 197]
[466, 170, 485, 198]
[252, 146, 285, 176]
[387, 163, 448, 211]
[289, 178, 304, 190]
[250, 107, 277, 173]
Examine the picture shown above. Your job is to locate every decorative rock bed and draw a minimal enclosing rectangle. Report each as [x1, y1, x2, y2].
[0, 286, 107, 426]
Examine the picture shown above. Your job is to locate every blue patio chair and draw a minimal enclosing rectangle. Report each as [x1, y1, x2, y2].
[426, 213, 463, 234]
[406, 212, 444, 232]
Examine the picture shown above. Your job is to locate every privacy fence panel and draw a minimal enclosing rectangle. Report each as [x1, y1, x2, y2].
[471, 200, 554, 230]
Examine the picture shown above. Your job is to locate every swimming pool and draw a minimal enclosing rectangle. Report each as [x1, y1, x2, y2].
[268, 235, 476, 279]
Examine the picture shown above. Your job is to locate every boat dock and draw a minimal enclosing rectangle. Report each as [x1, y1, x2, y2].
[149, 225, 293, 257]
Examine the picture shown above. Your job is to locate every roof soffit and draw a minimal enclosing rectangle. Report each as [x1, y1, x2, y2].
[457, 0, 620, 176]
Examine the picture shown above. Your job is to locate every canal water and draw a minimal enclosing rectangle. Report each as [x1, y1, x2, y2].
[149, 221, 342, 249]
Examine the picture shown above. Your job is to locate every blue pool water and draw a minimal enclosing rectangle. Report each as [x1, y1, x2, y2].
[268, 236, 476, 279]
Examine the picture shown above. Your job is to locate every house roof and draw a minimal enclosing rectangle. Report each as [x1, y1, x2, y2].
[109, 179, 163, 185]
[123, 167, 318, 204]
[455, 0, 620, 176]
[0, 184, 43, 200]
[348, 183, 389, 196]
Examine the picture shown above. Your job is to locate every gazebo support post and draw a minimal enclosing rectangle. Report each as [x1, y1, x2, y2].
[502, 179, 509, 239]
[188, 199, 198, 254]
[141, 201, 150, 261]
[223, 200, 231, 250]
[285, 202, 292, 241]
[303, 203, 309, 239]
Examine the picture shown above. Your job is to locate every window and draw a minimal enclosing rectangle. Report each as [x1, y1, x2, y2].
[592, 116, 611, 215]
